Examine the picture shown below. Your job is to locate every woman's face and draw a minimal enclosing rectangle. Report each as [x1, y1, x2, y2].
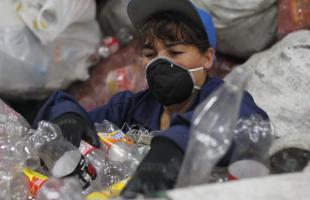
[142, 39, 214, 87]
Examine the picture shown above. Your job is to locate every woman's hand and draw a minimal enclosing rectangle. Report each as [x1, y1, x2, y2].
[52, 113, 100, 148]
[121, 138, 184, 198]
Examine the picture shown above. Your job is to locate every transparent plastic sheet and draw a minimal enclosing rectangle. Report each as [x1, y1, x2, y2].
[176, 67, 252, 188]
[192, 0, 277, 58]
[14, 0, 96, 44]
[227, 115, 273, 180]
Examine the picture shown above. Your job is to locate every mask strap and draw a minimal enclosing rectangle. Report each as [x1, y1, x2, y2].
[188, 67, 204, 72]
[188, 67, 204, 91]
[194, 85, 201, 90]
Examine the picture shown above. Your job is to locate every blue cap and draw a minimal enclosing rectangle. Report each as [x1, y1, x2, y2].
[127, 0, 216, 51]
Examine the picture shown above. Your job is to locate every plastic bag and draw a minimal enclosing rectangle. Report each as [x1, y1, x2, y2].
[14, 0, 96, 44]
[241, 30, 310, 137]
[0, 3, 101, 99]
[192, 0, 277, 58]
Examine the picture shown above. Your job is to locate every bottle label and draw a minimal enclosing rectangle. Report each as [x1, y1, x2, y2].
[66, 156, 97, 190]
[98, 130, 134, 148]
[86, 177, 131, 200]
[23, 168, 48, 198]
[228, 172, 238, 181]
[103, 36, 119, 54]
[79, 140, 96, 155]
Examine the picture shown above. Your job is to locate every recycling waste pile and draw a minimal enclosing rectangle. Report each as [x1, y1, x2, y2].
[1, 67, 310, 200]
[0, 98, 153, 200]
[0, 0, 101, 99]
[1, 0, 310, 199]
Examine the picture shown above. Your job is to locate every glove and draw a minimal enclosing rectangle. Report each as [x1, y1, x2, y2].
[121, 137, 184, 198]
[52, 113, 100, 148]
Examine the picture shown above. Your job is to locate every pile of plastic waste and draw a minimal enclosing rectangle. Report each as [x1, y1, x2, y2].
[0, 97, 151, 199]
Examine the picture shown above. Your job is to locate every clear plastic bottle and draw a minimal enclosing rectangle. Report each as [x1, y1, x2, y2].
[79, 140, 112, 190]
[95, 120, 142, 185]
[37, 178, 84, 200]
[176, 67, 252, 188]
[95, 120, 140, 164]
[227, 115, 273, 180]
[0, 113, 30, 200]
[29, 121, 97, 190]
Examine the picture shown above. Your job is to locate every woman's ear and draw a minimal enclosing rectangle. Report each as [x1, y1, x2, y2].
[203, 48, 215, 70]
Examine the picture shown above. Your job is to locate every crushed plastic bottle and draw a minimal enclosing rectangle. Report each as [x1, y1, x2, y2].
[22, 167, 49, 199]
[95, 120, 140, 163]
[37, 178, 84, 200]
[176, 67, 252, 188]
[269, 133, 310, 174]
[28, 121, 97, 190]
[94, 120, 146, 186]
[227, 115, 273, 180]
[0, 102, 33, 200]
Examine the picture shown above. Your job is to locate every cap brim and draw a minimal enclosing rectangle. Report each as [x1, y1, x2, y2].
[127, 0, 203, 31]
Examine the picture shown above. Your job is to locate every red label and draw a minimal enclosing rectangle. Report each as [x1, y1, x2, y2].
[228, 172, 238, 181]
[79, 140, 95, 155]
[28, 177, 48, 197]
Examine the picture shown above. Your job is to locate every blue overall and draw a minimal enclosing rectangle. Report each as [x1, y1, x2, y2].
[33, 77, 268, 155]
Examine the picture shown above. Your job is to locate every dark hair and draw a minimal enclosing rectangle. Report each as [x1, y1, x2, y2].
[140, 12, 210, 53]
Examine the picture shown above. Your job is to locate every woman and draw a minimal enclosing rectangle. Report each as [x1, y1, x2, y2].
[33, 0, 268, 197]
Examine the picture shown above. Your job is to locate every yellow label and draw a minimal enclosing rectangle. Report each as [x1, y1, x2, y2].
[23, 168, 48, 180]
[98, 131, 134, 148]
[16, 2, 22, 12]
[23, 168, 48, 198]
[40, 20, 49, 30]
[86, 177, 130, 200]
[85, 192, 109, 200]
[33, 19, 39, 31]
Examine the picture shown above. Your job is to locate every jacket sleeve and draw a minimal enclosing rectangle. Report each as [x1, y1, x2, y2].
[153, 91, 269, 153]
[32, 90, 135, 129]
[88, 91, 136, 128]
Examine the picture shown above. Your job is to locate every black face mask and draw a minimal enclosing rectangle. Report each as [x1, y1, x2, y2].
[146, 57, 204, 106]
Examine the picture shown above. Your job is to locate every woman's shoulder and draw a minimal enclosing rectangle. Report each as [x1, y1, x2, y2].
[109, 89, 151, 105]
[199, 77, 224, 97]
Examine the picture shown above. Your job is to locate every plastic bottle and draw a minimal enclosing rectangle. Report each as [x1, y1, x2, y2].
[79, 140, 112, 189]
[269, 133, 310, 174]
[94, 120, 142, 185]
[227, 115, 273, 180]
[37, 178, 84, 200]
[176, 67, 252, 188]
[29, 121, 97, 190]
[0, 114, 30, 200]
[116, 26, 134, 46]
[97, 36, 120, 59]
[95, 120, 140, 164]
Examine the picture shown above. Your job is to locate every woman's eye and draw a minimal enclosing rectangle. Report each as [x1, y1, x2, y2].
[169, 51, 183, 56]
[143, 52, 156, 58]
